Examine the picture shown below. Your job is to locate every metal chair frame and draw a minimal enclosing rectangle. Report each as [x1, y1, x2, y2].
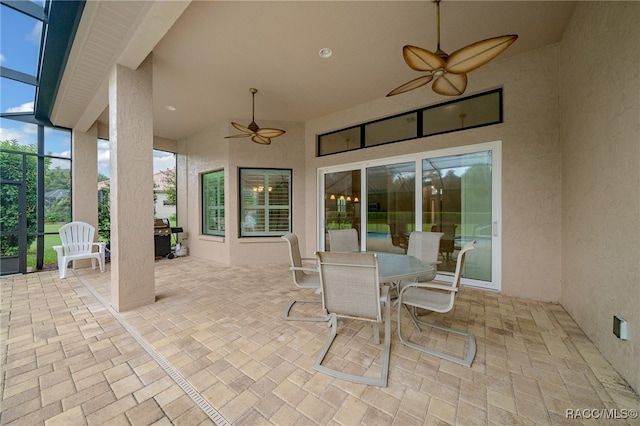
[313, 251, 391, 387]
[397, 241, 477, 367]
[281, 233, 330, 322]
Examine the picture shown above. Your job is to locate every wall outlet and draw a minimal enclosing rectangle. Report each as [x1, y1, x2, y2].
[613, 316, 627, 340]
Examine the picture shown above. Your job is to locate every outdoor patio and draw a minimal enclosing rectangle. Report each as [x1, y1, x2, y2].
[1, 256, 638, 425]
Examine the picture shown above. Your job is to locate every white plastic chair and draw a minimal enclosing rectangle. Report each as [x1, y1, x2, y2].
[53, 221, 106, 279]
[281, 233, 329, 322]
[397, 240, 476, 367]
[314, 251, 391, 387]
[327, 228, 359, 252]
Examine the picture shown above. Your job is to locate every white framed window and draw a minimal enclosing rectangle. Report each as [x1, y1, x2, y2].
[239, 168, 291, 237]
[202, 169, 225, 236]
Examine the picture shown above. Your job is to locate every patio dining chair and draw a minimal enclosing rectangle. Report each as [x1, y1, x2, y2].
[314, 251, 391, 387]
[407, 231, 444, 271]
[327, 228, 359, 252]
[397, 240, 476, 367]
[53, 221, 106, 279]
[395, 230, 444, 305]
[281, 233, 329, 322]
[431, 223, 457, 262]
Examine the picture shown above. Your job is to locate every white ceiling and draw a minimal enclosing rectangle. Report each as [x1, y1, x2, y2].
[53, 1, 577, 141]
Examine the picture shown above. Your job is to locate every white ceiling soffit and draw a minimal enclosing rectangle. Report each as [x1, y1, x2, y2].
[50, 0, 191, 132]
[51, 1, 576, 141]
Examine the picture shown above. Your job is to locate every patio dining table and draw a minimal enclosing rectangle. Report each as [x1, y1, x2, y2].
[371, 252, 436, 284]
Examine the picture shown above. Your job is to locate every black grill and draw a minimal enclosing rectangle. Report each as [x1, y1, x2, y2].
[154, 219, 172, 257]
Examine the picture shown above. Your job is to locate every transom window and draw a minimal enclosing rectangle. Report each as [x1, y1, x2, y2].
[317, 89, 502, 156]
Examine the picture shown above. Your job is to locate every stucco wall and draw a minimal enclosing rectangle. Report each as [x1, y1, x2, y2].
[305, 43, 563, 301]
[559, 1, 640, 394]
[154, 192, 175, 220]
[181, 121, 231, 264]
[173, 0, 637, 396]
[227, 120, 306, 265]
[180, 119, 306, 266]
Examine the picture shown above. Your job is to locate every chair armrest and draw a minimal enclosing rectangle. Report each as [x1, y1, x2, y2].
[380, 285, 390, 303]
[401, 282, 458, 293]
[290, 266, 318, 273]
[301, 257, 316, 262]
[93, 242, 106, 252]
[53, 245, 63, 255]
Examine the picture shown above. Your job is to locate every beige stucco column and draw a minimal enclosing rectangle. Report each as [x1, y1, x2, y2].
[108, 54, 155, 311]
[71, 123, 99, 269]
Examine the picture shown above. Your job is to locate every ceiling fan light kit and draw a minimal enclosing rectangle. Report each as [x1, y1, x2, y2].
[388, 0, 518, 97]
[225, 88, 286, 145]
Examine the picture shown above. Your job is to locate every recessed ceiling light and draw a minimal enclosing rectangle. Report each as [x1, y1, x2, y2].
[164, 105, 176, 111]
[319, 48, 332, 58]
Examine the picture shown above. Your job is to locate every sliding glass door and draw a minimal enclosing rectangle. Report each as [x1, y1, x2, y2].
[319, 142, 501, 290]
[366, 162, 415, 253]
[422, 151, 493, 281]
[323, 169, 361, 251]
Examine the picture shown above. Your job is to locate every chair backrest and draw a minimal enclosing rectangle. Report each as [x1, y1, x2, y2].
[388, 221, 409, 249]
[58, 221, 96, 255]
[328, 228, 359, 252]
[451, 241, 476, 291]
[407, 231, 443, 265]
[431, 222, 456, 238]
[317, 252, 381, 322]
[281, 233, 306, 283]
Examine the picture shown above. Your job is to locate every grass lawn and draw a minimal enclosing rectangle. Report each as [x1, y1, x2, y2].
[27, 218, 175, 269]
[27, 223, 63, 268]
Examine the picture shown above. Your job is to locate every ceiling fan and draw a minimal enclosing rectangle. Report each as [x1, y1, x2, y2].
[387, 0, 518, 97]
[225, 88, 285, 145]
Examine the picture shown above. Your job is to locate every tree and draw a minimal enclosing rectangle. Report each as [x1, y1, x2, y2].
[98, 182, 110, 242]
[43, 166, 72, 223]
[0, 140, 42, 255]
[164, 168, 176, 206]
[45, 166, 71, 191]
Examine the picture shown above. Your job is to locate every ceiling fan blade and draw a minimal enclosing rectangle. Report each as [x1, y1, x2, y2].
[403, 45, 446, 71]
[225, 134, 251, 139]
[256, 128, 285, 138]
[445, 35, 518, 74]
[230, 122, 253, 134]
[251, 135, 272, 145]
[386, 75, 434, 97]
[432, 72, 467, 96]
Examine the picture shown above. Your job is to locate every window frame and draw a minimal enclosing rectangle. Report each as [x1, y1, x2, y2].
[238, 167, 292, 238]
[201, 169, 225, 236]
[317, 140, 502, 291]
[317, 88, 503, 157]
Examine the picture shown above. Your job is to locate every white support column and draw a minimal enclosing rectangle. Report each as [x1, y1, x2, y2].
[109, 54, 155, 311]
[71, 123, 99, 269]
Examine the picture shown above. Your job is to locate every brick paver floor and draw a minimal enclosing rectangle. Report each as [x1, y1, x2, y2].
[1, 256, 638, 425]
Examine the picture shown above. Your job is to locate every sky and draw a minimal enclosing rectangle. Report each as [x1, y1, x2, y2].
[0, 2, 175, 178]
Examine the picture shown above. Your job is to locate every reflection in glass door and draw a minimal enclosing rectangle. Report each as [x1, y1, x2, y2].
[366, 162, 415, 254]
[319, 142, 500, 290]
[323, 170, 361, 251]
[422, 151, 493, 281]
